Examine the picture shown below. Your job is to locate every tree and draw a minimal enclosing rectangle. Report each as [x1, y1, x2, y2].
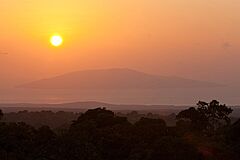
[198, 100, 232, 131]
[66, 108, 132, 160]
[176, 107, 209, 132]
[0, 109, 3, 120]
[227, 119, 240, 159]
[135, 117, 167, 141]
[177, 100, 233, 134]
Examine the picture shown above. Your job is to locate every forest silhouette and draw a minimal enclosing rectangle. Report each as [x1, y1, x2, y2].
[0, 100, 240, 160]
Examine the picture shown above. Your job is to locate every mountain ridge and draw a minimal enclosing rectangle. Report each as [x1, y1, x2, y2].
[18, 68, 222, 89]
[0, 101, 179, 112]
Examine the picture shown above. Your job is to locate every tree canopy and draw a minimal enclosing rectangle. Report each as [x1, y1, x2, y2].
[0, 101, 239, 160]
[0, 109, 3, 120]
[177, 100, 233, 134]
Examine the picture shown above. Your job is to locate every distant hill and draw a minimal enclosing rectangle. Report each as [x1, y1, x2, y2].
[1, 101, 239, 117]
[0, 101, 178, 112]
[18, 68, 221, 89]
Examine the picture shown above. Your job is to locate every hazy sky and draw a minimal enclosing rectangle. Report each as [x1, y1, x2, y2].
[0, 0, 240, 87]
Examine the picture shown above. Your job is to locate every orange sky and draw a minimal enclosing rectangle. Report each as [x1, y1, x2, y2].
[0, 0, 240, 87]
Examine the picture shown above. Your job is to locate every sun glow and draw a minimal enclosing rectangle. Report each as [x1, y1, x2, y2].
[50, 35, 63, 47]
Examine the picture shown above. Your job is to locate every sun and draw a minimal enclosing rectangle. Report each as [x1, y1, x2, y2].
[50, 35, 63, 47]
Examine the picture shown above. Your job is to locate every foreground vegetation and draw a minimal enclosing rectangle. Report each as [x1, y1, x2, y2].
[0, 100, 240, 160]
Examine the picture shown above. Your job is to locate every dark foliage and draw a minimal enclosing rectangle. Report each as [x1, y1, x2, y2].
[0, 109, 3, 120]
[2, 110, 80, 129]
[0, 101, 239, 160]
[2, 109, 177, 129]
[177, 100, 233, 134]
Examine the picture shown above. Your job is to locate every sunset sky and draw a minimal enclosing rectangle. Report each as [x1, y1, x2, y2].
[0, 0, 240, 87]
